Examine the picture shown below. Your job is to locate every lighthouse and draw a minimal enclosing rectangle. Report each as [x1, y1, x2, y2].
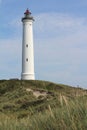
[21, 9, 35, 80]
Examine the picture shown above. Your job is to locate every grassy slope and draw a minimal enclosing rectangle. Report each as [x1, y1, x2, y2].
[0, 80, 87, 129]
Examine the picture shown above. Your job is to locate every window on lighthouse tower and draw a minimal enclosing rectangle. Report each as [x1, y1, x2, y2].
[26, 44, 28, 47]
[26, 58, 28, 62]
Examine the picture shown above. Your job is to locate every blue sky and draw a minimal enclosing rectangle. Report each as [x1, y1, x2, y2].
[0, 0, 87, 88]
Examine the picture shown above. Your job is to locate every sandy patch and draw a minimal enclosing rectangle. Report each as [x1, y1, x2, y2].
[26, 88, 47, 98]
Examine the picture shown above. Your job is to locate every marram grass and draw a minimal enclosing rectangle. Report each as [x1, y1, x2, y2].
[0, 97, 87, 130]
[0, 80, 87, 130]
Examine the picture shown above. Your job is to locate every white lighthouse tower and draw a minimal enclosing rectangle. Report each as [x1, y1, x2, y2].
[21, 9, 35, 80]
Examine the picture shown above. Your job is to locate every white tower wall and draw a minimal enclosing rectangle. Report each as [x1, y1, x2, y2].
[21, 10, 35, 80]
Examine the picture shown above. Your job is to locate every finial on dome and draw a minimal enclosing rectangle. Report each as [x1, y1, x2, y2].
[24, 9, 31, 15]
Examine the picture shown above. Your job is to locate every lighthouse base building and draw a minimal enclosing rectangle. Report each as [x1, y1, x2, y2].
[21, 9, 35, 80]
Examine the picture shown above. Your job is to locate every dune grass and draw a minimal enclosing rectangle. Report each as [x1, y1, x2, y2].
[0, 80, 87, 129]
[0, 96, 87, 130]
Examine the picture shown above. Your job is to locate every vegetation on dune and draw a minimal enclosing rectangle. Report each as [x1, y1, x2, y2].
[0, 80, 87, 130]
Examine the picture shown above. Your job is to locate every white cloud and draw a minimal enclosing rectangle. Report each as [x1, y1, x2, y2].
[34, 12, 87, 88]
[34, 13, 87, 34]
[9, 17, 21, 28]
[0, 39, 22, 79]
